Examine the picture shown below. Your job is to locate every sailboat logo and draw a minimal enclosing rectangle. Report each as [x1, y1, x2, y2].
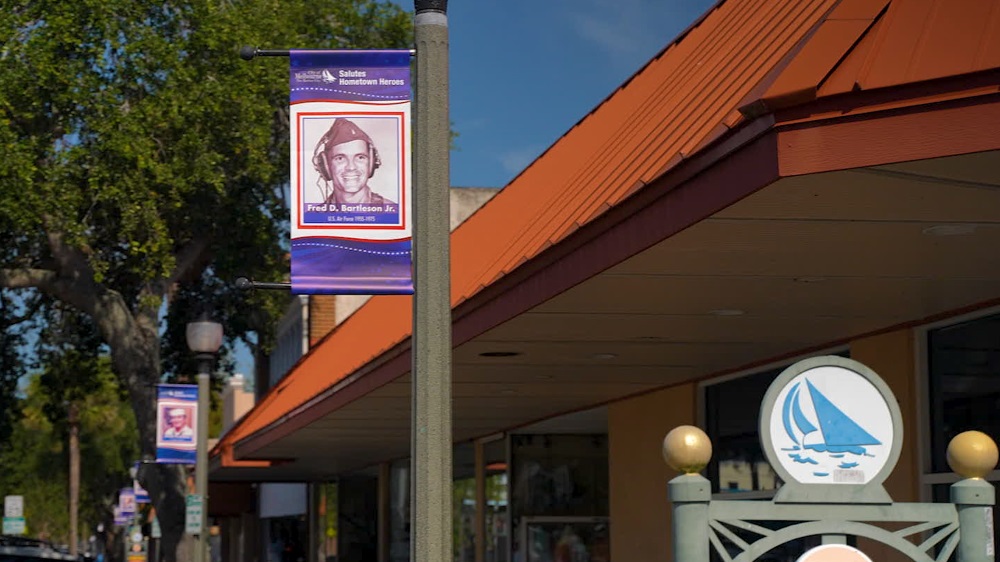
[778, 378, 883, 481]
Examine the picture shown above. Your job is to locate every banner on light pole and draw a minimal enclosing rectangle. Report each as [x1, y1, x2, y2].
[155, 384, 198, 464]
[119, 488, 136, 519]
[288, 50, 413, 295]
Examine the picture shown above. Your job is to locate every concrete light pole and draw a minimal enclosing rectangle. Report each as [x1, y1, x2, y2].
[411, 2, 452, 562]
[186, 318, 223, 562]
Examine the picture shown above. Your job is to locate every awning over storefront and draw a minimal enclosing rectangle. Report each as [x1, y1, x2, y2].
[211, 0, 1000, 482]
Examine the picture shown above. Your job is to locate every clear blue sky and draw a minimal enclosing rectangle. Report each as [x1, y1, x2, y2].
[234, 0, 717, 379]
[446, 0, 716, 189]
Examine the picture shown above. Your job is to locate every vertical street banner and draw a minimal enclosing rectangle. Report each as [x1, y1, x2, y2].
[289, 50, 413, 294]
[119, 488, 136, 519]
[155, 384, 198, 464]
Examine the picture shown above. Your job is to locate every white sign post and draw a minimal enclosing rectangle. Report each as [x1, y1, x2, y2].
[3, 495, 25, 535]
[185, 494, 203, 535]
[4, 495, 23, 518]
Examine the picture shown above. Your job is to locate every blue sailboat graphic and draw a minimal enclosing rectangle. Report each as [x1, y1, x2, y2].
[781, 379, 881, 460]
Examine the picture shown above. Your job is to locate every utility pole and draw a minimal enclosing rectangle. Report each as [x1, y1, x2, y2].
[186, 318, 222, 562]
[195, 365, 210, 562]
[411, 2, 452, 562]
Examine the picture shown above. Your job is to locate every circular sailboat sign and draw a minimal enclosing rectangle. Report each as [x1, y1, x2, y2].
[760, 356, 902, 486]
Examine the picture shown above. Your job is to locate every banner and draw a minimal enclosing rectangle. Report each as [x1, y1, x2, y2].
[155, 384, 198, 464]
[113, 506, 127, 526]
[289, 50, 413, 294]
[119, 488, 136, 519]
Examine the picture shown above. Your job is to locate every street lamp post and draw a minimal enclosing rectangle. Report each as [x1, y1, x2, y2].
[185, 318, 223, 562]
[412, 2, 452, 562]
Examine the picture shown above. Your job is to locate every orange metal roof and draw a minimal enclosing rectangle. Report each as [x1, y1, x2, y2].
[756, 0, 1000, 111]
[215, 0, 1000, 463]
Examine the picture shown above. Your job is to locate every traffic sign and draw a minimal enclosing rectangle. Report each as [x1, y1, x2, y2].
[3, 495, 23, 518]
[184, 494, 203, 534]
[2, 516, 26, 535]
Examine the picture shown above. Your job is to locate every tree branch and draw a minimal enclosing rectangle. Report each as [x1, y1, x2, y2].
[0, 267, 58, 290]
[169, 236, 211, 289]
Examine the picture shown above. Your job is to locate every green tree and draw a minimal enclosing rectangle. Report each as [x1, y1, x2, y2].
[0, 360, 138, 547]
[0, 290, 31, 448]
[0, 1, 412, 559]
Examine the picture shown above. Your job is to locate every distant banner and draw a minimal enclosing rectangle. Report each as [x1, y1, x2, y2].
[289, 50, 413, 295]
[155, 384, 198, 464]
[118, 488, 136, 518]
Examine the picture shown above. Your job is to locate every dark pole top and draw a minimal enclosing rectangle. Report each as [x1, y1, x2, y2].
[414, 0, 447, 14]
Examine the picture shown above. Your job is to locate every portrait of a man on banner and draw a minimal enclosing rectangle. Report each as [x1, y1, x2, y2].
[155, 384, 198, 464]
[307, 116, 400, 211]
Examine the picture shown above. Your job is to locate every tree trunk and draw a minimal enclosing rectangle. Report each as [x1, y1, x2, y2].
[69, 402, 80, 557]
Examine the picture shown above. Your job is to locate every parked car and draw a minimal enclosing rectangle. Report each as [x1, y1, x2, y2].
[0, 536, 79, 562]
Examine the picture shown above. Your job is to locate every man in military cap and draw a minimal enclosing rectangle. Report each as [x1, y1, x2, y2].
[312, 118, 395, 207]
[163, 407, 194, 440]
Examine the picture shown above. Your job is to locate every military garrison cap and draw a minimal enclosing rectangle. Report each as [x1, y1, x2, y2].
[323, 118, 375, 148]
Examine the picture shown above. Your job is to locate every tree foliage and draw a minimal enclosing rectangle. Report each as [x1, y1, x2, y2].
[0, 362, 138, 545]
[0, 290, 31, 447]
[0, 0, 412, 559]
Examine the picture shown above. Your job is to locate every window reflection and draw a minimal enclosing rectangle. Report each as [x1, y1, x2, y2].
[927, 314, 1000, 473]
[704, 369, 783, 495]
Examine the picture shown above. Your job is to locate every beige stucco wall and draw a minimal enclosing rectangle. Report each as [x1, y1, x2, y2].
[850, 328, 919, 562]
[608, 383, 696, 562]
[850, 328, 920, 502]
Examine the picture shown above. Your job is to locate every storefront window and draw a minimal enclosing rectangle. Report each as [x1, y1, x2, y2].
[391, 438, 510, 562]
[263, 517, 308, 562]
[454, 477, 476, 562]
[927, 313, 1000, 473]
[389, 460, 410, 562]
[454, 442, 476, 562]
[926, 312, 1000, 558]
[484, 470, 509, 562]
[483, 438, 509, 562]
[338, 473, 377, 562]
[509, 434, 608, 562]
[704, 368, 783, 495]
[318, 483, 338, 562]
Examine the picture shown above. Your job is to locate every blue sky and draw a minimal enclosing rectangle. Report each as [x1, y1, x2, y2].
[234, 0, 717, 378]
[446, 0, 716, 189]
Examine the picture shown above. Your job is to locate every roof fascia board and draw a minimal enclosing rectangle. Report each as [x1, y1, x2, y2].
[777, 90, 1000, 177]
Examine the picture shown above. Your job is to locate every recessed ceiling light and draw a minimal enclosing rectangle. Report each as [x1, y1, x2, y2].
[709, 309, 745, 316]
[479, 351, 521, 357]
[499, 389, 517, 395]
[592, 353, 617, 360]
[922, 224, 977, 236]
